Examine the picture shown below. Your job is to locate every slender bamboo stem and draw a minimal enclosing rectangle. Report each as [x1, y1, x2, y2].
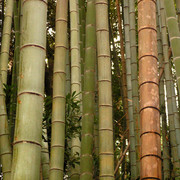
[49, 0, 68, 179]
[11, 0, 47, 178]
[159, 0, 180, 177]
[138, 0, 161, 178]
[128, 1, 140, 178]
[176, 0, 180, 30]
[96, 0, 114, 179]
[69, 0, 81, 178]
[115, 0, 129, 134]
[0, 0, 14, 84]
[123, 0, 136, 179]
[156, 3, 171, 178]
[66, 42, 71, 95]
[163, 0, 180, 100]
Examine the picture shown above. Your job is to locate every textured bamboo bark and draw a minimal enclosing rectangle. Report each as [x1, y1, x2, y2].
[163, 0, 180, 99]
[80, 0, 96, 179]
[79, 0, 85, 90]
[159, 1, 180, 177]
[0, 0, 14, 84]
[69, 0, 81, 178]
[138, 0, 161, 179]
[0, 75, 12, 180]
[115, 0, 129, 133]
[128, 1, 140, 178]
[41, 128, 50, 180]
[123, 0, 136, 179]
[156, 5, 171, 178]
[96, 0, 114, 179]
[49, 0, 68, 179]
[11, 0, 47, 178]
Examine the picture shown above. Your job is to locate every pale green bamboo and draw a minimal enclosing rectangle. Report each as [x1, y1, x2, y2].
[163, 0, 180, 101]
[80, 0, 96, 179]
[128, 1, 140, 177]
[69, 0, 81, 178]
[11, 0, 47, 178]
[0, 75, 12, 180]
[49, 0, 68, 179]
[96, 0, 114, 179]
[41, 128, 50, 180]
[159, 0, 180, 177]
[0, 0, 14, 84]
[123, 0, 136, 179]
[156, 3, 171, 178]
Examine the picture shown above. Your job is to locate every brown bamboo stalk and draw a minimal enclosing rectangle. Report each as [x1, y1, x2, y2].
[138, 0, 161, 179]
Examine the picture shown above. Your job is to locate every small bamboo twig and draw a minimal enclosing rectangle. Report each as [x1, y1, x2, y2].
[114, 142, 130, 175]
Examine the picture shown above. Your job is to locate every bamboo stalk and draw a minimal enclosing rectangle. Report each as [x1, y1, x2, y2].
[69, 0, 81, 178]
[0, 0, 14, 84]
[115, 0, 129, 136]
[159, 0, 180, 177]
[123, 0, 136, 179]
[80, 0, 96, 179]
[156, 3, 171, 178]
[96, 0, 114, 179]
[11, 0, 47, 178]
[138, 0, 161, 178]
[49, 0, 68, 179]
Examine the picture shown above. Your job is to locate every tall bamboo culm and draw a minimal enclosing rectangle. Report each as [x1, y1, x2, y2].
[69, 0, 81, 178]
[49, 0, 68, 179]
[138, 0, 161, 179]
[0, 0, 14, 84]
[80, 0, 96, 179]
[176, 0, 180, 29]
[0, 76, 12, 180]
[163, 0, 180, 99]
[123, 0, 136, 179]
[96, 0, 114, 179]
[115, 0, 129, 134]
[156, 3, 171, 178]
[11, 0, 47, 178]
[128, 0, 140, 178]
[159, 1, 180, 177]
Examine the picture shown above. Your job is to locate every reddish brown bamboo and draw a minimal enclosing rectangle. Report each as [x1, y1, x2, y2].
[138, 0, 161, 179]
[116, 0, 129, 131]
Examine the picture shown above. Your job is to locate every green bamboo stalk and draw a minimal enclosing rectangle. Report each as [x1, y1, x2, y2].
[128, 1, 140, 178]
[41, 128, 50, 180]
[80, 1, 96, 179]
[163, 0, 180, 100]
[0, 0, 14, 84]
[123, 0, 136, 179]
[0, 75, 12, 180]
[49, 0, 68, 179]
[156, 3, 171, 178]
[11, 0, 47, 178]
[79, 0, 86, 90]
[96, 0, 114, 179]
[159, 0, 180, 177]
[69, 0, 81, 178]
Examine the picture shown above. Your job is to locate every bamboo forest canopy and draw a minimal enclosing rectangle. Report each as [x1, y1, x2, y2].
[1, 0, 180, 179]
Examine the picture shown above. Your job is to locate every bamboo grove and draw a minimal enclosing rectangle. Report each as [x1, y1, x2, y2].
[1, 0, 180, 179]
